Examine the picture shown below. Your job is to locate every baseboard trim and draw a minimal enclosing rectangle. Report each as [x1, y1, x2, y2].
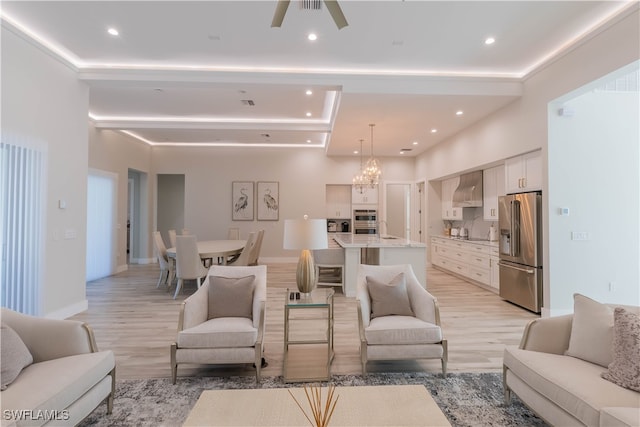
[45, 299, 88, 320]
[116, 264, 128, 273]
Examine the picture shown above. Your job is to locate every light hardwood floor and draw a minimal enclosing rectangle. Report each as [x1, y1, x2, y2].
[71, 263, 538, 380]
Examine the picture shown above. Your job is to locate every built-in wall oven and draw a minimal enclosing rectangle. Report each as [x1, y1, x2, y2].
[353, 209, 377, 235]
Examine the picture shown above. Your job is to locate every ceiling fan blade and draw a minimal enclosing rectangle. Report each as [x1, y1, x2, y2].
[324, 0, 348, 29]
[271, 0, 291, 28]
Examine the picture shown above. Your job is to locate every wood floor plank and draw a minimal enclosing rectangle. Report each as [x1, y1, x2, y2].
[70, 263, 538, 380]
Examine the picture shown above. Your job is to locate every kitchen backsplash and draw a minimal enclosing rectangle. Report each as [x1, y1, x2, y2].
[444, 207, 497, 240]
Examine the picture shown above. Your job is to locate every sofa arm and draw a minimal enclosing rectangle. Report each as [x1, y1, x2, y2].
[1, 308, 96, 363]
[519, 314, 573, 354]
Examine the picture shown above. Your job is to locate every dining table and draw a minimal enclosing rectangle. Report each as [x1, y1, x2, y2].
[166, 239, 246, 266]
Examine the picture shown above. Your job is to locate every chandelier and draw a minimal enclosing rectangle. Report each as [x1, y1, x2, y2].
[363, 123, 381, 187]
[352, 139, 367, 194]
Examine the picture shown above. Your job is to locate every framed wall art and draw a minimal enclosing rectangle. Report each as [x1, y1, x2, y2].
[257, 181, 279, 221]
[232, 181, 254, 221]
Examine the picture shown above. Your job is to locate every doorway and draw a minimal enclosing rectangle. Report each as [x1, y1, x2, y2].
[385, 182, 411, 239]
[157, 174, 185, 246]
[127, 169, 149, 265]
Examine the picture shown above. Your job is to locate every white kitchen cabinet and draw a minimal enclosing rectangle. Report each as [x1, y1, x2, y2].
[505, 150, 542, 193]
[490, 255, 500, 291]
[326, 185, 352, 218]
[441, 177, 464, 220]
[351, 185, 378, 205]
[431, 237, 498, 292]
[483, 165, 505, 221]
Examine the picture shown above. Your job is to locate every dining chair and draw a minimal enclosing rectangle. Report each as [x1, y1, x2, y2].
[174, 235, 208, 299]
[227, 232, 256, 266]
[248, 229, 264, 266]
[228, 227, 240, 240]
[153, 231, 175, 289]
[168, 229, 177, 249]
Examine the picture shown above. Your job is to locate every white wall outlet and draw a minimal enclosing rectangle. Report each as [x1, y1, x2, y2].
[608, 282, 616, 292]
[560, 207, 570, 216]
[571, 231, 590, 241]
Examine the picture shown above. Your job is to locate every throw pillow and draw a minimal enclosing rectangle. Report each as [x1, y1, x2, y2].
[1, 322, 34, 390]
[601, 308, 640, 392]
[366, 273, 414, 319]
[566, 293, 614, 367]
[208, 275, 256, 319]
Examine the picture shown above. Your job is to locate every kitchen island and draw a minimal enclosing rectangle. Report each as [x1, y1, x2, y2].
[332, 234, 427, 297]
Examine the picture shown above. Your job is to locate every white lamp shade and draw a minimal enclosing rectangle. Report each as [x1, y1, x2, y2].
[283, 218, 328, 250]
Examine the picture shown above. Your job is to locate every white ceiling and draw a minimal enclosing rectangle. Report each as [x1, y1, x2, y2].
[1, 1, 634, 157]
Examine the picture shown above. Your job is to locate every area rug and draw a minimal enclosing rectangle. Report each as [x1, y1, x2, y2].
[79, 372, 547, 427]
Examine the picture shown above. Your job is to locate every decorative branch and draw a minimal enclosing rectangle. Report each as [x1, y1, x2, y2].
[288, 384, 340, 427]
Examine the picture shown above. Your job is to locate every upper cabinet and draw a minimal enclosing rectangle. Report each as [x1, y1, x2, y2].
[483, 165, 505, 221]
[326, 185, 352, 218]
[504, 150, 542, 194]
[441, 177, 464, 220]
[352, 185, 378, 205]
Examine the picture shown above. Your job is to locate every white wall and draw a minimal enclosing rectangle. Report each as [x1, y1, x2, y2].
[548, 86, 639, 311]
[88, 126, 154, 270]
[415, 8, 640, 314]
[2, 27, 90, 318]
[151, 146, 415, 259]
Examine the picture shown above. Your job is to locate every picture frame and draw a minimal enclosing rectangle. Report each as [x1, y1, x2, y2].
[232, 181, 254, 221]
[257, 181, 279, 221]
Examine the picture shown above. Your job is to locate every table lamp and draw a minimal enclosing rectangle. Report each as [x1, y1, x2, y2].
[283, 216, 328, 294]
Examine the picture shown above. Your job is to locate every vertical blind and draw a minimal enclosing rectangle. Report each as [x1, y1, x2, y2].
[86, 172, 116, 282]
[1, 140, 44, 315]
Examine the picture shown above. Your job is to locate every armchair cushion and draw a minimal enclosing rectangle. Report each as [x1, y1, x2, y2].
[1, 322, 33, 390]
[366, 273, 413, 319]
[178, 317, 258, 348]
[601, 308, 640, 392]
[365, 316, 442, 345]
[208, 275, 256, 320]
[566, 293, 614, 367]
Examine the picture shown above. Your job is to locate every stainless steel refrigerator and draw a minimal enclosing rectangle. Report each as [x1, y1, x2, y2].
[498, 192, 542, 313]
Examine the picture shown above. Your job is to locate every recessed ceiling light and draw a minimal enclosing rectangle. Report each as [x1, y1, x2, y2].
[485, 37, 496, 45]
[107, 28, 119, 36]
[306, 90, 313, 95]
[400, 151, 405, 154]
[306, 139, 311, 143]
[412, 141, 418, 145]
[353, 150, 359, 154]
[306, 112, 312, 117]
[431, 129, 438, 133]
[456, 110, 464, 116]
[308, 33, 317, 41]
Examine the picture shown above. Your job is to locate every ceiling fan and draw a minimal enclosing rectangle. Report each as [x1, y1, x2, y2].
[271, 0, 348, 30]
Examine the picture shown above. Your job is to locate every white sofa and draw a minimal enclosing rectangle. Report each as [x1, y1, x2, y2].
[1, 308, 115, 427]
[503, 297, 640, 427]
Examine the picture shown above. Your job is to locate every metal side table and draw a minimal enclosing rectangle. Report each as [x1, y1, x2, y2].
[283, 288, 334, 382]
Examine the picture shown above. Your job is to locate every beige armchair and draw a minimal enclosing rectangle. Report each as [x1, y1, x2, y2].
[171, 265, 267, 383]
[356, 264, 447, 376]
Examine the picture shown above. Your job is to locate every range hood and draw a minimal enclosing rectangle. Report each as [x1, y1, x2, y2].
[452, 171, 483, 207]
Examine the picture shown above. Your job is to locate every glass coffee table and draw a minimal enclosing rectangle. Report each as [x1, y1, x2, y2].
[283, 288, 334, 382]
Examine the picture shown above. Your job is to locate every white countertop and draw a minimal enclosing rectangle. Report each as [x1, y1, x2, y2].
[431, 235, 499, 248]
[333, 234, 427, 248]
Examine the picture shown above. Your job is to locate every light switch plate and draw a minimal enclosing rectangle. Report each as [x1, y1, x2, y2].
[571, 231, 590, 241]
